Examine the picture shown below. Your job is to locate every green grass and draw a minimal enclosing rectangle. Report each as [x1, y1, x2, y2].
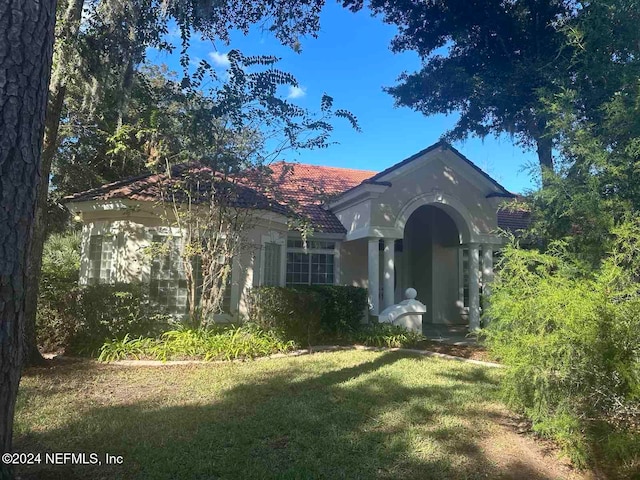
[14, 351, 569, 479]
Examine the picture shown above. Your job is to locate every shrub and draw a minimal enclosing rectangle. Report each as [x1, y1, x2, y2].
[98, 324, 296, 362]
[247, 287, 322, 345]
[485, 229, 640, 475]
[349, 323, 425, 348]
[37, 232, 82, 351]
[247, 285, 367, 344]
[71, 283, 172, 355]
[293, 285, 368, 336]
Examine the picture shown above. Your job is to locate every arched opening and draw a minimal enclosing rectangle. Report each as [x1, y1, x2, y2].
[397, 205, 465, 327]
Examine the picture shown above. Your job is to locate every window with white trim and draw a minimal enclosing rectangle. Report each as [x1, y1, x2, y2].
[87, 235, 114, 284]
[286, 238, 335, 286]
[149, 235, 188, 314]
[149, 234, 234, 315]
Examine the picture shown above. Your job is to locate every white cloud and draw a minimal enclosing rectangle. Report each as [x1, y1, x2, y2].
[208, 51, 230, 68]
[287, 85, 307, 99]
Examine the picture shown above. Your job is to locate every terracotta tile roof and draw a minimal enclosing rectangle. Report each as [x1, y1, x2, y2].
[264, 162, 376, 233]
[63, 163, 291, 217]
[64, 162, 376, 234]
[497, 207, 532, 234]
[65, 159, 528, 235]
[267, 162, 376, 202]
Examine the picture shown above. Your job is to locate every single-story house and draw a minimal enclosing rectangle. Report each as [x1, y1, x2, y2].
[65, 141, 526, 331]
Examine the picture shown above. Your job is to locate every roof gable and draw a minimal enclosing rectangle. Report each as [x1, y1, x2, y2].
[361, 141, 513, 198]
[64, 144, 518, 234]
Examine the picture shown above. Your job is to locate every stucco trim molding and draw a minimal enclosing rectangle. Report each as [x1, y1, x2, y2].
[394, 192, 480, 243]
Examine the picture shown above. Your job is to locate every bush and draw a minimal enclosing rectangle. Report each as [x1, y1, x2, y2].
[349, 323, 425, 348]
[37, 232, 172, 354]
[293, 285, 368, 336]
[247, 285, 367, 345]
[485, 228, 640, 475]
[248, 287, 322, 345]
[98, 324, 296, 362]
[71, 283, 172, 355]
[37, 232, 82, 351]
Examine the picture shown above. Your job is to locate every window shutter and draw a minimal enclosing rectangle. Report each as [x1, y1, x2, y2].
[263, 242, 281, 286]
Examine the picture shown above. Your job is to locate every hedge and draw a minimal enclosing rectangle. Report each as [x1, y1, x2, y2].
[247, 285, 368, 345]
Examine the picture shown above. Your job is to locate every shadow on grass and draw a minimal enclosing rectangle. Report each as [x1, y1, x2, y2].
[15, 352, 558, 480]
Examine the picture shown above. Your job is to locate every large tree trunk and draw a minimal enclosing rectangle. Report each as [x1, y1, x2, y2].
[535, 116, 554, 183]
[24, 0, 84, 366]
[536, 136, 553, 172]
[536, 135, 554, 188]
[0, 0, 57, 477]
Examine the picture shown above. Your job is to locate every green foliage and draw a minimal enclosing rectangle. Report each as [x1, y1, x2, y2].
[528, 1, 640, 266]
[248, 287, 323, 345]
[37, 232, 82, 351]
[291, 285, 368, 336]
[485, 224, 640, 475]
[98, 324, 296, 362]
[72, 283, 172, 355]
[345, 0, 575, 169]
[37, 234, 172, 354]
[349, 323, 425, 349]
[248, 286, 368, 345]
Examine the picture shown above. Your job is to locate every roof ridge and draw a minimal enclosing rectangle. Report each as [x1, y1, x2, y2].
[271, 160, 377, 175]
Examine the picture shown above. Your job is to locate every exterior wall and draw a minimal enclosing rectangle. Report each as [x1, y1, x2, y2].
[372, 154, 499, 236]
[75, 205, 290, 321]
[428, 209, 463, 324]
[333, 200, 373, 239]
[331, 149, 506, 244]
[404, 208, 432, 317]
[79, 219, 156, 285]
[339, 237, 368, 288]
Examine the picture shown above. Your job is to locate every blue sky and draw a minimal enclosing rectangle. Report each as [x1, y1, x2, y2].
[147, 2, 539, 194]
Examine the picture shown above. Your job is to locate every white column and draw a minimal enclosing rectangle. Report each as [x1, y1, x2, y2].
[482, 245, 494, 326]
[468, 243, 481, 331]
[368, 238, 380, 316]
[482, 245, 494, 297]
[383, 239, 395, 309]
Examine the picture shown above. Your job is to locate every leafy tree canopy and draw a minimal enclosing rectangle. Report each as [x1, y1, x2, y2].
[344, 0, 577, 171]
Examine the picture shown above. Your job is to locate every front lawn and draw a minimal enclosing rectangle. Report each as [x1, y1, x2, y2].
[14, 351, 585, 479]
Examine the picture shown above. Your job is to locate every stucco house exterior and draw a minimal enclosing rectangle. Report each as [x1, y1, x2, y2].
[65, 141, 526, 331]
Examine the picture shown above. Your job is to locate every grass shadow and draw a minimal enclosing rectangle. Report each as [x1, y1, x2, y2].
[14, 351, 565, 480]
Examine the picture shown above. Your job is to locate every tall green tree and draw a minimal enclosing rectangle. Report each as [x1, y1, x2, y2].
[26, 0, 335, 364]
[530, 0, 640, 264]
[0, 0, 57, 476]
[344, 0, 576, 173]
[139, 53, 357, 322]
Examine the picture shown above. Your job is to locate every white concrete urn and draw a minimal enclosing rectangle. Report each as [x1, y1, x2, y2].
[378, 288, 426, 333]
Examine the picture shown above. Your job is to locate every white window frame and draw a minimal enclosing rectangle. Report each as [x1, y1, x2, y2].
[148, 230, 189, 315]
[285, 236, 340, 286]
[86, 233, 116, 285]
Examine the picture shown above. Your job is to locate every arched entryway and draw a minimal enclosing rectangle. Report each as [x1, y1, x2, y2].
[363, 193, 495, 332]
[397, 205, 466, 326]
